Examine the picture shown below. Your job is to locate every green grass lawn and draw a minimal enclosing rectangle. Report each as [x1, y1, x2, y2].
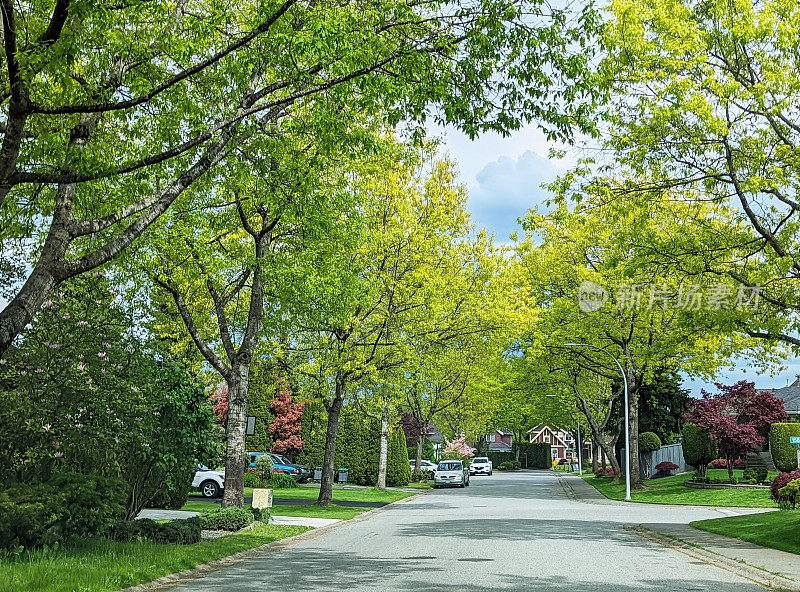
[582, 469, 777, 507]
[0, 523, 309, 592]
[691, 510, 800, 555]
[179, 500, 371, 520]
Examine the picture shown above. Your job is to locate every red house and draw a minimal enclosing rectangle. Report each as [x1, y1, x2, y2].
[484, 430, 513, 451]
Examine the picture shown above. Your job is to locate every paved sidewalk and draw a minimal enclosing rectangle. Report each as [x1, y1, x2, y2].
[137, 509, 199, 520]
[270, 515, 341, 528]
[562, 473, 800, 585]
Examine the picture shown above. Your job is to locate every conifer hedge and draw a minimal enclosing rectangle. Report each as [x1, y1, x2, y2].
[770, 423, 800, 472]
[295, 403, 411, 486]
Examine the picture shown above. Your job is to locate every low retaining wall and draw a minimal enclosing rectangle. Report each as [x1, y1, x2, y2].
[684, 480, 770, 490]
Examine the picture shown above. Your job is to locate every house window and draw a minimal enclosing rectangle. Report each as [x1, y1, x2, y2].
[543, 434, 550, 443]
[487, 434, 496, 443]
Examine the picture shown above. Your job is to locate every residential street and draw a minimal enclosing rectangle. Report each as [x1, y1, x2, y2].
[171, 471, 776, 591]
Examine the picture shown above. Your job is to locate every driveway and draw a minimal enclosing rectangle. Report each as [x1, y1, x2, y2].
[171, 471, 772, 591]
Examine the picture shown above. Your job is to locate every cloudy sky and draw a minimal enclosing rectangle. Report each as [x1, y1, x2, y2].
[436, 123, 800, 396]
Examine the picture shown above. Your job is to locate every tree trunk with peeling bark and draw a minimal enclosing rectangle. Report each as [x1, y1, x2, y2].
[376, 398, 390, 491]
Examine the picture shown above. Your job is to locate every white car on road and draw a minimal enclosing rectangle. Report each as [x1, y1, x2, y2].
[193, 464, 225, 498]
[433, 460, 470, 488]
[470, 457, 492, 476]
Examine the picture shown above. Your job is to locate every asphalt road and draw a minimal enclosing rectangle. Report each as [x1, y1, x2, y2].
[173, 471, 771, 591]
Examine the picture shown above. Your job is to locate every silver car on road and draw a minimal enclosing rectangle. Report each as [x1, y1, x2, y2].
[433, 459, 470, 488]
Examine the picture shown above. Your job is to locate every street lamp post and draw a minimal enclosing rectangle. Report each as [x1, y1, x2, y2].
[565, 343, 631, 501]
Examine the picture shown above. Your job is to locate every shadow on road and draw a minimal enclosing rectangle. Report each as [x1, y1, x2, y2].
[175, 548, 763, 591]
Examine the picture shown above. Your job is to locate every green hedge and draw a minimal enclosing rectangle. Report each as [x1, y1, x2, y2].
[486, 451, 515, 467]
[296, 403, 410, 486]
[107, 517, 202, 544]
[525, 442, 552, 469]
[770, 423, 800, 472]
[487, 443, 551, 469]
[682, 423, 715, 476]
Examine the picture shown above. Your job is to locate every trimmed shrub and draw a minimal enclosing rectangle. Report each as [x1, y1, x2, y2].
[268, 473, 299, 489]
[107, 517, 202, 544]
[198, 507, 254, 531]
[770, 423, 800, 472]
[244, 473, 268, 488]
[682, 423, 716, 476]
[771, 469, 800, 502]
[498, 461, 521, 471]
[386, 428, 412, 487]
[639, 432, 662, 454]
[778, 479, 800, 510]
[742, 467, 769, 485]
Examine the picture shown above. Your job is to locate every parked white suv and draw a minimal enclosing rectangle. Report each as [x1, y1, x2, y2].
[470, 457, 492, 476]
[193, 464, 225, 498]
[409, 460, 438, 475]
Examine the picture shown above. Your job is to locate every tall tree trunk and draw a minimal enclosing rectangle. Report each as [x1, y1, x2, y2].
[222, 362, 250, 508]
[318, 377, 345, 507]
[577, 395, 622, 477]
[376, 398, 390, 491]
[627, 382, 643, 489]
[727, 456, 734, 481]
[591, 440, 599, 473]
[415, 434, 423, 471]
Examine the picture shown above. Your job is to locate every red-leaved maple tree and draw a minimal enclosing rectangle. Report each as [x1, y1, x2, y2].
[269, 378, 306, 457]
[210, 383, 229, 425]
[684, 381, 786, 479]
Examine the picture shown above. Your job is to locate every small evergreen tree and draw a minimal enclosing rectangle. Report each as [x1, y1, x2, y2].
[386, 428, 412, 486]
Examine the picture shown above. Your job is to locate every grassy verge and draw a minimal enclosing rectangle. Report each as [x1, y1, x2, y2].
[1, 523, 309, 592]
[271, 504, 370, 520]
[187, 485, 414, 505]
[691, 510, 799, 555]
[581, 469, 776, 507]
[404, 482, 433, 490]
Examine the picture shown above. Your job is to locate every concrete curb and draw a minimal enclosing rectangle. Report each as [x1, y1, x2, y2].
[115, 490, 428, 592]
[625, 525, 799, 592]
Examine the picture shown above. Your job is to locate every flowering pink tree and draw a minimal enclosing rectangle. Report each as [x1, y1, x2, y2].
[684, 381, 786, 480]
[268, 379, 306, 458]
[442, 434, 475, 464]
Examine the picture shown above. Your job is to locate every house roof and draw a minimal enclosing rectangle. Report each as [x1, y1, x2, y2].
[772, 377, 800, 414]
[488, 441, 512, 451]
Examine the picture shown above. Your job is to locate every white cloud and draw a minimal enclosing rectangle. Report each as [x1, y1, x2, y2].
[467, 150, 565, 240]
